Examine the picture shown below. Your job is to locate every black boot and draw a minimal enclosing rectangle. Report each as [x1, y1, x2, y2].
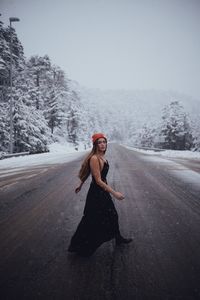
[115, 235, 133, 246]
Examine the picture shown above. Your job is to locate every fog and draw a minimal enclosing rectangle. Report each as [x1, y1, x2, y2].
[1, 0, 200, 99]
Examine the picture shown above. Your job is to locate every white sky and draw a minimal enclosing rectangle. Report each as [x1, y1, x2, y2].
[1, 0, 200, 99]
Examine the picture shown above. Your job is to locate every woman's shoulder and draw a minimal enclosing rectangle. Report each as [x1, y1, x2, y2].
[90, 155, 108, 167]
[90, 155, 98, 162]
[89, 155, 99, 166]
[90, 155, 108, 163]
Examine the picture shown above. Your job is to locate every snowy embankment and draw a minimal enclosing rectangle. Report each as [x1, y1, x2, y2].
[125, 145, 200, 192]
[125, 146, 200, 160]
[0, 143, 88, 176]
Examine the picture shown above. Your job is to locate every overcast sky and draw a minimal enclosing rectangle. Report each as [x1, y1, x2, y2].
[1, 0, 200, 99]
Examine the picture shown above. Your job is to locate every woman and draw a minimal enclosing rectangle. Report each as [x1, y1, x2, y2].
[68, 133, 132, 257]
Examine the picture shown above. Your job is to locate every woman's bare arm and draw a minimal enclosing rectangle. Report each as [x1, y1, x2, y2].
[90, 156, 124, 200]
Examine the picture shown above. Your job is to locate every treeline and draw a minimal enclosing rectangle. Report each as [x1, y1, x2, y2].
[0, 20, 90, 154]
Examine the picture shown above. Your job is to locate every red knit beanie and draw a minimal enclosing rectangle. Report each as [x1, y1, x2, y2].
[92, 133, 107, 144]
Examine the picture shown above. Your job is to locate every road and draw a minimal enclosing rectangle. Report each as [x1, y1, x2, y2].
[0, 144, 200, 300]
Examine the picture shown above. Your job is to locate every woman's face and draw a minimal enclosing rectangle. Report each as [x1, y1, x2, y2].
[96, 138, 107, 153]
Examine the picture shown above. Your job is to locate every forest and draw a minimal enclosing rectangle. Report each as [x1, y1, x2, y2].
[0, 19, 200, 155]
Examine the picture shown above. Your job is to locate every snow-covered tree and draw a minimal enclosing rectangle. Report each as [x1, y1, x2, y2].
[26, 55, 52, 110]
[10, 69, 49, 153]
[137, 125, 155, 148]
[3, 26, 24, 70]
[0, 21, 9, 85]
[159, 100, 193, 150]
[191, 115, 200, 151]
[45, 88, 63, 134]
[0, 102, 9, 152]
[77, 117, 91, 149]
[66, 90, 81, 148]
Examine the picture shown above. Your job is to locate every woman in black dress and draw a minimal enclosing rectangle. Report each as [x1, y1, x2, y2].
[68, 133, 132, 257]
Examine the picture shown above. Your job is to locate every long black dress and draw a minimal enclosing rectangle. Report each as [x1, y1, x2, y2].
[68, 160, 120, 256]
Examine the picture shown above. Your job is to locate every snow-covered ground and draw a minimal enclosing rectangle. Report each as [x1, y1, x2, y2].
[1, 143, 200, 186]
[125, 146, 200, 160]
[1, 143, 200, 174]
[0, 143, 200, 196]
[126, 145, 200, 193]
[0, 143, 89, 176]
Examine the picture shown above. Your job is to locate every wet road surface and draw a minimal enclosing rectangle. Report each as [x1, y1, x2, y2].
[0, 144, 200, 300]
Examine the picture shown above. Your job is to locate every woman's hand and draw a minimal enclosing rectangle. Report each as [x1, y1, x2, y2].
[75, 186, 81, 193]
[113, 191, 125, 200]
[75, 182, 83, 193]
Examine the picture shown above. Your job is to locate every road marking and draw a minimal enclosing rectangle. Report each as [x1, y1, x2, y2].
[0, 168, 49, 190]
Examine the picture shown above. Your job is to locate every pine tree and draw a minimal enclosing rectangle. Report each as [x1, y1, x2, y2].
[10, 69, 49, 153]
[159, 100, 193, 150]
[191, 116, 200, 151]
[3, 25, 25, 70]
[26, 55, 52, 109]
[0, 21, 10, 85]
[66, 90, 81, 148]
[45, 88, 61, 134]
[0, 102, 9, 152]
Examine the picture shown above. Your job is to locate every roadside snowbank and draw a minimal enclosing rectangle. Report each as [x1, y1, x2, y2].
[125, 146, 200, 160]
[125, 145, 200, 193]
[0, 142, 89, 172]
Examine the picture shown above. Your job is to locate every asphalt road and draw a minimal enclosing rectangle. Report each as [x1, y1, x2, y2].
[0, 144, 200, 300]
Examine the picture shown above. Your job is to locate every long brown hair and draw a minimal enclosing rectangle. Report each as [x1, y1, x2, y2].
[78, 139, 107, 182]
